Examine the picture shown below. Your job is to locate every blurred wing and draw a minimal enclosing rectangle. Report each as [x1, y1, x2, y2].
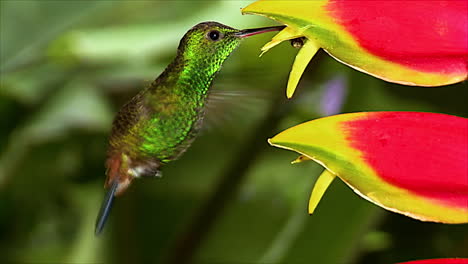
[204, 89, 270, 131]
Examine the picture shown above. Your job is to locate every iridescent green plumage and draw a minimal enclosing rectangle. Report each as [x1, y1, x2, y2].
[95, 22, 285, 235]
[110, 23, 241, 163]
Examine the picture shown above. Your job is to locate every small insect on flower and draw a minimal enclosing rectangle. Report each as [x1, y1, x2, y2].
[290, 37, 306, 49]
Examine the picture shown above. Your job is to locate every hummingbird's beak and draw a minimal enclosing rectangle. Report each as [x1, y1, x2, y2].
[235, 25, 286, 38]
[95, 179, 119, 236]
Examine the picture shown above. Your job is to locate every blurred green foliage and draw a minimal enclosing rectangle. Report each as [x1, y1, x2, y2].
[1, 1, 467, 264]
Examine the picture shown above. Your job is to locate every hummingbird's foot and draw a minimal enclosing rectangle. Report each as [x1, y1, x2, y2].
[127, 158, 162, 178]
[139, 168, 162, 178]
[154, 170, 162, 178]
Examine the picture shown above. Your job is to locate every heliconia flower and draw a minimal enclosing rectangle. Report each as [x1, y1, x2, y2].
[397, 258, 468, 264]
[268, 112, 468, 223]
[242, 0, 468, 98]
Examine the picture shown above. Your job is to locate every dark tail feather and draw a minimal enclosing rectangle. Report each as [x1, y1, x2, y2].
[95, 180, 119, 236]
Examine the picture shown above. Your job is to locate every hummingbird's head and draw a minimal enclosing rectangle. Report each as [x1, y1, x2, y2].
[178, 22, 285, 68]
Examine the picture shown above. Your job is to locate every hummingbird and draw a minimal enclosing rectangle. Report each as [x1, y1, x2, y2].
[95, 21, 285, 235]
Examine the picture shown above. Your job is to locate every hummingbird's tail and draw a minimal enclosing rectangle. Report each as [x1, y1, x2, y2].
[95, 179, 119, 236]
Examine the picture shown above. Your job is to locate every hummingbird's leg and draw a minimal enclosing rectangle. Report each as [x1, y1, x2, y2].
[140, 168, 162, 178]
[154, 170, 162, 178]
[132, 160, 162, 178]
[95, 179, 119, 236]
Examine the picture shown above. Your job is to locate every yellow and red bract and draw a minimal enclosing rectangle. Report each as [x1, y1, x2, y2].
[269, 112, 468, 223]
[243, 0, 468, 90]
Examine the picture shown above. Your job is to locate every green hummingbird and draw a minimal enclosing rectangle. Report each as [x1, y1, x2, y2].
[95, 21, 285, 235]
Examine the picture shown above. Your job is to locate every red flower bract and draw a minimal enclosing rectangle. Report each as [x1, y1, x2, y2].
[398, 258, 468, 264]
[344, 112, 468, 209]
[269, 112, 467, 223]
[243, 0, 468, 87]
[327, 0, 468, 74]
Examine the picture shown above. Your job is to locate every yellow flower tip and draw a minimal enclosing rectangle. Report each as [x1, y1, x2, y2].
[259, 42, 280, 57]
[291, 155, 312, 164]
[266, 138, 275, 146]
[240, 0, 265, 15]
[240, 8, 249, 15]
[240, 6, 248, 14]
[287, 40, 320, 99]
[286, 86, 294, 99]
[255, 26, 318, 99]
[259, 27, 304, 57]
[308, 170, 336, 214]
[308, 205, 316, 215]
[260, 40, 281, 53]
[242, 0, 288, 16]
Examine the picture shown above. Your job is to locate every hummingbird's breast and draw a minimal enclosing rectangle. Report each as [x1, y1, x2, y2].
[137, 93, 205, 162]
[108, 85, 206, 167]
[106, 51, 214, 182]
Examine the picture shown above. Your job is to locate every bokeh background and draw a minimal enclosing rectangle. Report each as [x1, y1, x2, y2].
[1, 1, 467, 263]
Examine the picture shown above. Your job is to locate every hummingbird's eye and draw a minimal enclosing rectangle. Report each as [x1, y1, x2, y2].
[207, 30, 222, 41]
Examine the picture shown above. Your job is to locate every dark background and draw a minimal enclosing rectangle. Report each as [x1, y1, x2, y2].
[1, 1, 467, 263]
